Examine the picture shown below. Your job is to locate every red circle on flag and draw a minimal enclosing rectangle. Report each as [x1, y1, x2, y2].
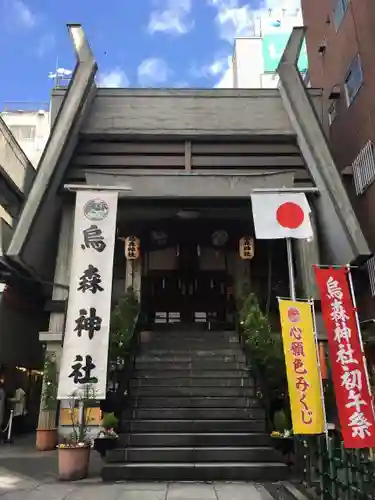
[288, 307, 301, 323]
[276, 202, 304, 229]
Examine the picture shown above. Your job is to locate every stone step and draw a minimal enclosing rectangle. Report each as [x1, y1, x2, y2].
[107, 446, 281, 464]
[142, 340, 239, 347]
[148, 331, 236, 338]
[101, 462, 288, 482]
[131, 396, 260, 408]
[138, 351, 245, 359]
[135, 369, 251, 378]
[131, 407, 265, 420]
[132, 385, 255, 398]
[131, 377, 254, 388]
[135, 360, 246, 371]
[129, 419, 266, 433]
[122, 432, 272, 448]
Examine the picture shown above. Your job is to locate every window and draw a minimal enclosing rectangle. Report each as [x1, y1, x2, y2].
[352, 141, 375, 195]
[333, 0, 350, 30]
[9, 125, 36, 141]
[344, 55, 363, 105]
[328, 101, 337, 125]
[367, 255, 375, 297]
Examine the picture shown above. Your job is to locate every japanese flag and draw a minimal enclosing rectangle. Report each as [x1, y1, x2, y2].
[250, 192, 313, 240]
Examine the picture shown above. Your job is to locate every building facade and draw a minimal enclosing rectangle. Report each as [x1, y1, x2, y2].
[233, 7, 308, 88]
[1, 105, 50, 169]
[301, 0, 375, 312]
[0, 24, 371, 479]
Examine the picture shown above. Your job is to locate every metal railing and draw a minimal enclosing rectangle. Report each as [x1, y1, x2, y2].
[352, 141, 375, 195]
[300, 434, 375, 500]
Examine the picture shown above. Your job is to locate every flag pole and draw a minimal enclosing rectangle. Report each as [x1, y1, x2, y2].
[286, 238, 296, 301]
[346, 266, 374, 406]
[310, 298, 329, 451]
[346, 264, 375, 456]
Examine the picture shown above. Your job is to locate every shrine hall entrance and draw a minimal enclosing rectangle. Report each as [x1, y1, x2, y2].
[139, 218, 240, 329]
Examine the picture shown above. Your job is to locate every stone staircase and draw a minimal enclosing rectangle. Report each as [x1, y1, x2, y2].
[102, 329, 288, 481]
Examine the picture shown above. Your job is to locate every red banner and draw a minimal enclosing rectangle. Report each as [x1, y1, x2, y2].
[314, 266, 375, 448]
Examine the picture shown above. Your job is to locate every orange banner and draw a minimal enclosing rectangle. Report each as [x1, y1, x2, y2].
[279, 299, 325, 435]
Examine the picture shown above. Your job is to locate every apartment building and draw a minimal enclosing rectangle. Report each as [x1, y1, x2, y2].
[1, 104, 50, 168]
[233, 7, 307, 88]
[301, 0, 375, 311]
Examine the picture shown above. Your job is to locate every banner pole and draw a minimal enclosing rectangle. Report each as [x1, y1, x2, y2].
[286, 238, 296, 301]
[310, 299, 329, 451]
[346, 266, 374, 405]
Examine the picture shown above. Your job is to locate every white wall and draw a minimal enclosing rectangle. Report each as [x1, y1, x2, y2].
[233, 38, 264, 89]
[1, 110, 50, 168]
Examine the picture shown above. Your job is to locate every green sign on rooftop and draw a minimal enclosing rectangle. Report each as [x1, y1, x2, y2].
[262, 33, 308, 73]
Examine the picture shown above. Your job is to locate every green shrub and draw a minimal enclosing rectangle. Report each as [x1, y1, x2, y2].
[273, 409, 288, 432]
[109, 287, 139, 364]
[102, 412, 119, 430]
[238, 291, 287, 400]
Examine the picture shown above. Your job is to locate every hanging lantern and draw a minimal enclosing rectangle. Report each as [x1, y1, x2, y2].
[125, 236, 140, 260]
[239, 236, 255, 260]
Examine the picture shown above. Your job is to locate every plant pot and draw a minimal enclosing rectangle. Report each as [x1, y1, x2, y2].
[58, 446, 91, 481]
[36, 428, 58, 451]
[93, 437, 118, 459]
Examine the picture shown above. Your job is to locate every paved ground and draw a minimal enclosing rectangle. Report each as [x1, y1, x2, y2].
[0, 435, 304, 500]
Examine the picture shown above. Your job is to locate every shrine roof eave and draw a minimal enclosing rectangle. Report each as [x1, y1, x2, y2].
[5, 24, 97, 281]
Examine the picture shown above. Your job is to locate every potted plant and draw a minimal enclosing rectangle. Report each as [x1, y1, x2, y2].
[36, 353, 58, 451]
[57, 385, 96, 481]
[93, 412, 119, 459]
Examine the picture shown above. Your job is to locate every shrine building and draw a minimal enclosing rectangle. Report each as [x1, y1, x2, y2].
[0, 24, 371, 481]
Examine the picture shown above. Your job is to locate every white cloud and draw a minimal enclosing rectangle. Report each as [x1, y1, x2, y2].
[97, 69, 129, 88]
[214, 57, 233, 88]
[36, 33, 56, 57]
[208, 0, 255, 42]
[192, 55, 233, 88]
[206, 0, 303, 86]
[13, 0, 36, 28]
[138, 58, 172, 87]
[148, 0, 194, 35]
[208, 0, 302, 42]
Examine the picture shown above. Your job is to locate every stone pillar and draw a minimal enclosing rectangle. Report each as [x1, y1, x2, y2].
[37, 202, 74, 431]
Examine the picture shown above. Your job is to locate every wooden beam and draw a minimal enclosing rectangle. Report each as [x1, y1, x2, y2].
[66, 167, 312, 181]
[191, 143, 300, 155]
[192, 155, 304, 168]
[185, 140, 192, 172]
[73, 154, 304, 168]
[77, 142, 185, 155]
[74, 155, 185, 167]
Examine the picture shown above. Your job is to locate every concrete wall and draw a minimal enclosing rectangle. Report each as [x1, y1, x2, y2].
[52, 88, 325, 137]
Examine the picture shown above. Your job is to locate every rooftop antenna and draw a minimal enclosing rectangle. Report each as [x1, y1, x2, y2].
[48, 56, 59, 87]
[48, 56, 73, 89]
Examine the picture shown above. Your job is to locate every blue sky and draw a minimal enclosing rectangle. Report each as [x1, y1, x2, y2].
[0, 0, 301, 107]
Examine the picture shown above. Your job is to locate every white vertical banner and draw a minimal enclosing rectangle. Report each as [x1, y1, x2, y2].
[57, 191, 118, 400]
